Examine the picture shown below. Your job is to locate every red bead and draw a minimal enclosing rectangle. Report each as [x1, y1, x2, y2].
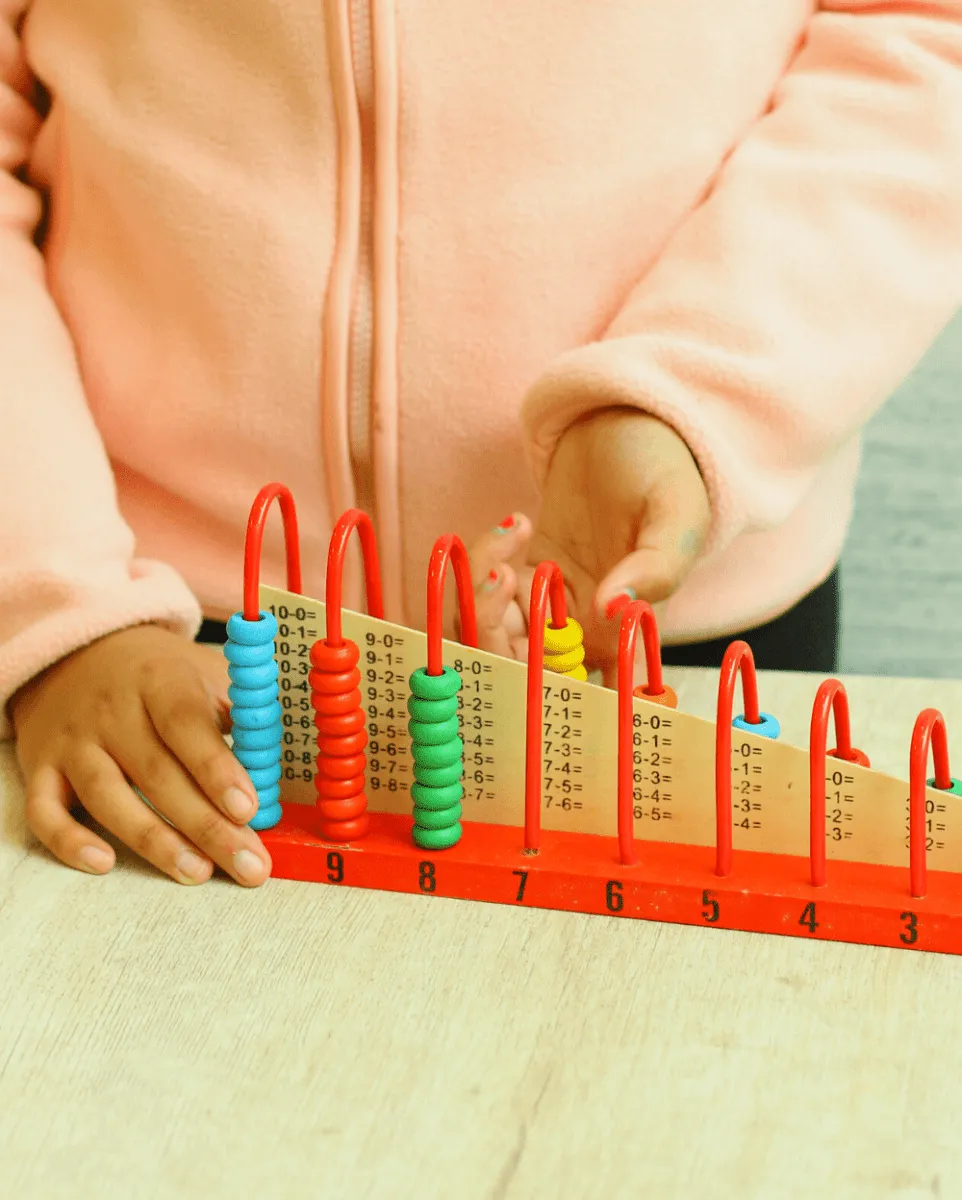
[310, 639, 360, 671]
[316, 752, 367, 780]
[314, 709, 366, 737]
[317, 793, 367, 821]
[309, 666, 361, 694]
[315, 774, 366, 800]
[311, 687, 362, 715]
[316, 729, 368, 757]
[318, 813, 370, 843]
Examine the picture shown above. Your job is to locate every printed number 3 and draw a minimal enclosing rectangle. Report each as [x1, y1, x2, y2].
[900, 911, 918, 945]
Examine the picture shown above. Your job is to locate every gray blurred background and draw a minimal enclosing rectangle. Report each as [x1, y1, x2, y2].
[840, 310, 962, 677]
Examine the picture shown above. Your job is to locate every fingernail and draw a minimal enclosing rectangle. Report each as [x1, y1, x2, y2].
[175, 849, 211, 883]
[604, 588, 636, 621]
[494, 515, 516, 534]
[79, 845, 114, 873]
[483, 568, 500, 593]
[223, 785, 256, 821]
[233, 848, 267, 885]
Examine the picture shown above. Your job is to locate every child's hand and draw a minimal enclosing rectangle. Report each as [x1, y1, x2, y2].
[532, 408, 710, 675]
[469, 410, 710, 678]
[10, 626, 272, 886]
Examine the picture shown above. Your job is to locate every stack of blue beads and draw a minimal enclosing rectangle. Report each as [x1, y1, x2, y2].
[225, 610, 283, 831]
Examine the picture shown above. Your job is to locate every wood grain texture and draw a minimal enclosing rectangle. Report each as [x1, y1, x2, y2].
[2, 667, 962, 1199]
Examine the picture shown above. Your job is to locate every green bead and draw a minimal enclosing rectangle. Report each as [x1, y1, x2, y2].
[408, 715, 460, 745]
[412, 736, 463, 770]
[413, 822, 463, 850]
[413, 801, 462, 830]
[409, 666, 462, 701]
[414, 760, 464, 788]
[411, 781, 464, 811]
[407, 694, 459, 723]
[927, 776, 962, 795]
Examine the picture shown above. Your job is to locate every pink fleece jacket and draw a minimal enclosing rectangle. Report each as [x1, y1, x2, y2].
[2, 0, 962, 737]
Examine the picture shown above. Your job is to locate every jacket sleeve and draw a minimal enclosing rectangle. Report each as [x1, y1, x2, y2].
[522, 1, 962, 556]
[0, 0, 201, 739]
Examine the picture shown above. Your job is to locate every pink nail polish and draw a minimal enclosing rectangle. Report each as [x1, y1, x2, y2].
[494, 515, 516, 533]
[483, 568, 500, 592]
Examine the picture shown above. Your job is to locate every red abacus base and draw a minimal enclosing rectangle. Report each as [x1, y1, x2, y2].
[261, 808, 962, 956]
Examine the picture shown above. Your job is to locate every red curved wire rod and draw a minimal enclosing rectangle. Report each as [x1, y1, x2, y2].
[617, 599, 664, 866]
[243, 483, 303, 621]
[809, 679, 865, 887]
[524, 562, 570, 852]
[324, 509, 385, 646]
[909, 708, 952, 899]
[714, 640, 762, 877]
[425, 534, 479, 676]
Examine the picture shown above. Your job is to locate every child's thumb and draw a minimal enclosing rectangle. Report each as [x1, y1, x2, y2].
[594, 517, 707, 620]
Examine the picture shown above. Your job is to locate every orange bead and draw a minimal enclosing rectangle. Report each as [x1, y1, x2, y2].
[315, 709, 367, 737]
[309, 666, 361, 694]
[316, 729, 368, 757]
[829, 747, 870, 768]
[311, 687, 362, 716]
[318, 813, 370, 843]
[310, 639, 360, 671]
[633, 684, 678, 710]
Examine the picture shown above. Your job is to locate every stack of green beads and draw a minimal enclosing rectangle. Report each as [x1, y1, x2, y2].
[407, 665, 464, 850]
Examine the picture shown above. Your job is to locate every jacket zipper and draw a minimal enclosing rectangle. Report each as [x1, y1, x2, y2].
[322, 0, 404, 622]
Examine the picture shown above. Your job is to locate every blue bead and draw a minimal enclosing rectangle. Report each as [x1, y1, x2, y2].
[228, 659, 279, 689]
[224, 639, 276, 667]
[231, 700, 284, 731]
[733, 712, 780, 740]
[250, 798, 282, 831]
[228, 681, 278, 708]
[256, 782, 281, 809]
[248, 762, 283, 790]
[226, 610, 278, 645]
[234, 744, 280, 770]
[232, 721, 284, 751]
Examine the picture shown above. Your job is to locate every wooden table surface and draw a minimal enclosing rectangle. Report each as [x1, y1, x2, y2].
[3, 667, 962, 1199]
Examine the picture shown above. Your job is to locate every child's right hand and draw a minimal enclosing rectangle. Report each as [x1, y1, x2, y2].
[10, 626, 272, 887]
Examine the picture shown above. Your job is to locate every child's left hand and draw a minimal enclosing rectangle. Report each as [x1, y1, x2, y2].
[470, 409, 711, 680]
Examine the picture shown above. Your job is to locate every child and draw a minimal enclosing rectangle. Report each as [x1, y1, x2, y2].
[2, 1, 961, 889]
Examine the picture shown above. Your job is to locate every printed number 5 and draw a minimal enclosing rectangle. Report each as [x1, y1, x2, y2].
[701, 889, 719, 924]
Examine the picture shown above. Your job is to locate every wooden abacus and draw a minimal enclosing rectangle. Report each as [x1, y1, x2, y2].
[227, 484, 962, 955]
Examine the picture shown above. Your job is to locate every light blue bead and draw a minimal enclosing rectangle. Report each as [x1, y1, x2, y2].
[226, 610, 278, 645]
[224, 639, 276, 668]
[256, 782, 281, 810]
[733, 712, 780, 740]
[228, 659, 279, 689]
[231, 700, 284, 731]
[232, 721, 284, 751]
[228, 681, 278, 708]
[250, 798, 282, 831]
[248, 762, 282, 790]
[234, 744, 280, 770]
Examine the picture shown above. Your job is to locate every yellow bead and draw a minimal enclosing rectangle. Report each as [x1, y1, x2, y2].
[543, 644, 586, 674]
[543, 618, 583, 655]
[567, 664, 589, 682]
